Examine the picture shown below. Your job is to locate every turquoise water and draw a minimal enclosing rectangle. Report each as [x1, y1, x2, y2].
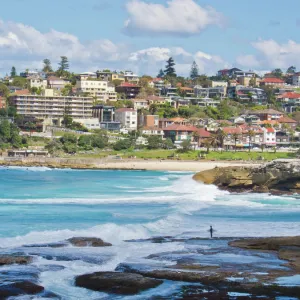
[1, 167, 300, 298]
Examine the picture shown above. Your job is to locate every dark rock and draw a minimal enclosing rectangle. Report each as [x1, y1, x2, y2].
[230, 236, 300, 271]
[75, 271, 163, 295]
[67, 237, 112, 247]
[193, 159, 300, 194]
[0, 281, 44, 298]
[24, 242, 67, 248]
[0, 255, 32, 266]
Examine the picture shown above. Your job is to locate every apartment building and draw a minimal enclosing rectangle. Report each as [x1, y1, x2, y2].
[92, 105, 120, 131]
[76, 79, 117, 102]
[260, 78, 285, 88]
[115, 108, 137, 131]
[292, 73, 300, 86]
[124, 71, 139, 84]
[11, 89, 93, 125]
[116, 82, 141, 99]
[194, 86, 226, 99]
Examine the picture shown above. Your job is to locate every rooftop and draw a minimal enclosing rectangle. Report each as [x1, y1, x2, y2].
[116, 108, 136, 112]
[261, 78, 285, 84]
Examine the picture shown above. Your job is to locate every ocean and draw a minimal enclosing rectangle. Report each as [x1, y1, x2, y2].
[1, 167, 300, 299]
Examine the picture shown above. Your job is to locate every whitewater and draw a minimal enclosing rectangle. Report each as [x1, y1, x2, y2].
[1, 167, 300, 299]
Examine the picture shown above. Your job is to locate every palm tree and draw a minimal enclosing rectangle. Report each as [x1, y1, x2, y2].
[218, 130, 228, 152]
[202, 139, 212, 154]
[232, 133, 239, 152]
[210, 134, 219, 151]
[248, 130, 256, 152]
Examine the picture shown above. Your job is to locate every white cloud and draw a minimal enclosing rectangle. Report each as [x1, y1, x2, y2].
[124, 0, 224, 36]
[236, 39, 300, 70]
[0, 19, 229, 77]
[0, 19, 125, 74]
[128, 47, 228, 76]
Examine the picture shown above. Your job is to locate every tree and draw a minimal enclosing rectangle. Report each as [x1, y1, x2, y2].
[61, 84, 73, 96]
[287, 66, 296, 74]
[11, 66, 17, 78]
[43, 59, 53, 73]
[113, 139, 132, 151]
[12, 77, 28, 88]
[202, 139, 212, 154]
[217, 130, 228, 150]
[0, 83, 9, 97]
[181, 139, 192, 152]
[157, 69, 164, 78]
[271, 68, 283, 78]
[247, 130, 255, 152]
[163, 138, 174, 149]
[232, 133, 240, 152]
[62, 114, 73, 128]
[164, 57, 176, 77]
[190, 61, 199, 80]
[57, 56, 69, 76]
[147, 136, 162, 149]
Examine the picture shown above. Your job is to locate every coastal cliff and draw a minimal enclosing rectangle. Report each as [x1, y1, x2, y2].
[193, 159, 300, 194]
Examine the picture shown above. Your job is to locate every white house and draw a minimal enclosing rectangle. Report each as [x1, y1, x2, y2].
[115, 108, 137, 131]
[76, 79, 117, 102]
[263, 127, 276, 146]
[141, 127, 164, 136]
[29, 76, 47, 89]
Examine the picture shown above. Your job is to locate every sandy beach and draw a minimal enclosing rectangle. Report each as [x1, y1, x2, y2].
[0, 157, 259, 172]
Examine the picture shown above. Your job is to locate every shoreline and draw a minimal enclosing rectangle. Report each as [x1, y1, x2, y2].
[0, 157, 260, 172]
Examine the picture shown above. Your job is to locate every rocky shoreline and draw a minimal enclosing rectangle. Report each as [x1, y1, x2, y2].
[193, 159, 300, 194]
[1, 236, 300, 299]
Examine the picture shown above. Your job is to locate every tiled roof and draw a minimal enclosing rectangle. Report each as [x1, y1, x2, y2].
[13, 89, 30, 95]
[251, 109, 284, 115]
[147, 95, 165, 101]
[142, 126, 163, 131]
[196, 127, 211, 138]
[266, 127, 275, 133]
[261, 78, 284, 83]
[279, 116, 297, 123]
[278, 92, 300, 99]
[170, 117, 186, 122]
[162, 124, 198, 132]
[119, 82, 138, 87]
[223, 127, 243, 134]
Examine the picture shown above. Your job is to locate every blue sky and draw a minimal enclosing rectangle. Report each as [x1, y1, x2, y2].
[1, 0, 300, 76]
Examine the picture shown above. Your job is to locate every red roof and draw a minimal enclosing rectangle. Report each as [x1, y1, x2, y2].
[152, 78, 163, 82]
[279, 116, 297, 124]
[223, 127, 243, 134]
[196, 127, 211, 138]
[266, 127, 275, 133]
[163, 125, 198, 132]
[13, 89, 30, 95]
[116, 108, 136, 113]
[147, 95, 165, 101]
[120, 82, 138, 87]
[261, 78, 284, 83]
[279, 92, 300, 99]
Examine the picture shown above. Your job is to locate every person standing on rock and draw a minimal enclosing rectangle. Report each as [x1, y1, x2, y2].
[209, 226, 214, 238]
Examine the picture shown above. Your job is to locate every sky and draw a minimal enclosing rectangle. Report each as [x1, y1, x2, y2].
[1, 0, 300, 77]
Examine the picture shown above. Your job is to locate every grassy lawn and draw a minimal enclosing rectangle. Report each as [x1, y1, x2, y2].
[69, 149, 295, 161]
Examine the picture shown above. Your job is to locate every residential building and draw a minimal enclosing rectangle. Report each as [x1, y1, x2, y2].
[262, 127, 276, 146]
[179, 87, 194, 97]
[116, 82, 141, 99]
[115, 108, 137, 131]
[278, 116, 298, 130]
[195, 97, 220, 108]
[96, 71, 112, 82]
[194, 86, 226, 99]
[159, 118, 174, 128]
[147, 95, 167, 105]
[11, 89, 93, 126]
[235, 87, 268, 104]
[111, 73, 125, 83]
[292, 73, 300, 86]
[276, 131, 290, 146]
[76, 79, 117, 102]
[161, 86, 178, 97]
[20, 70, 40, 78]
[47, 76, 70, 90]
[0, 96, 5, 108]
[28, 76, 48, 89]
[217, 68, 255, 78]
[251, 109, 284, 121]
[206, 80, 228, 89]
[79, 72, 97, 80]
[277, 92, 300, 112]
[150, 78, 165, 91]
[237, 76, 261, 87]
[131, 99, 149, 110]
[141, 127, 164, 136]
[138, 115, 159, 128]
[260, 78, 285, 88]
[124, 71, 139, 84]
[72, 118, 100, 130]
[92, 105, 120, 130]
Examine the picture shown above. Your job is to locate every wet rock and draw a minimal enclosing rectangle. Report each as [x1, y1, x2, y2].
[230, 236, 300, 272]
[193, 159, 300, 194]
[167, 263, 220, 271]
[38, 264, 66, 272]
[67, 237, 112, 247]
[0, 281, 44, 298]
[75, 271, 163, 295]
[0, 255, 32, 266]
[24, 242, 67, 248]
